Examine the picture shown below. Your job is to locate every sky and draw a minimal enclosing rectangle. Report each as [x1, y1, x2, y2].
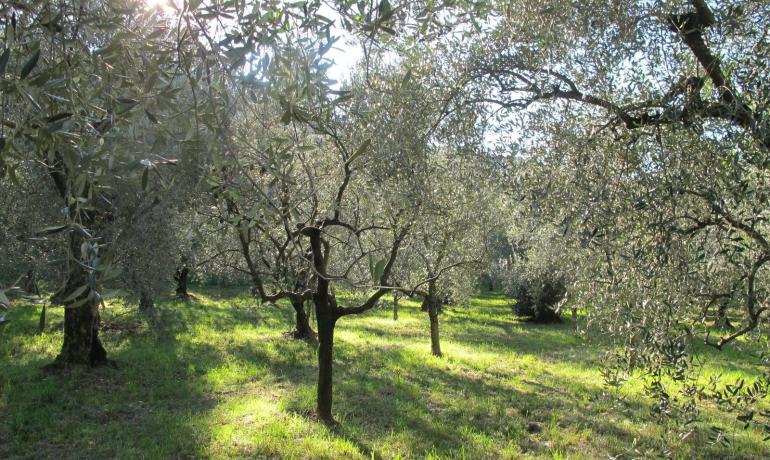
[319, 3, 364, 86]
[144, 0, 363, 87]
[325, 33, 363, 86]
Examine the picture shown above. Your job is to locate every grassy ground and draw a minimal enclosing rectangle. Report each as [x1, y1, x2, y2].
[0, 290, 768, 459]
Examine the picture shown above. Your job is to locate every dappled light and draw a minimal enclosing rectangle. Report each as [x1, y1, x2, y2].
[1, 0, 769, 458]
[2, 293, 767, 458]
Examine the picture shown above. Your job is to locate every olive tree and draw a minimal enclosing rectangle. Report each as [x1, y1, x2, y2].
[456, 0, 770, 441]
[293, 93, 417, 424]
[395, 151, 496, 355]
[212, 97, 319, 339]
[0, 0, 359, 366]
[0, 164, 63, 289]
[0, 2, 202, 366]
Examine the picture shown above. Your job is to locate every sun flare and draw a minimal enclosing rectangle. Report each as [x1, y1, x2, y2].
[144, 0, 178, 13]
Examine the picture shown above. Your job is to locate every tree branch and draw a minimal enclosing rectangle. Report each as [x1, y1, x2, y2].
[336, 226, 410, 317]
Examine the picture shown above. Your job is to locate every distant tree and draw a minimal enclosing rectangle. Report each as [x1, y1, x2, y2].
[0, 165, 62, 288]
[505, 231, 569, 324]
[396, 152, 495, 355]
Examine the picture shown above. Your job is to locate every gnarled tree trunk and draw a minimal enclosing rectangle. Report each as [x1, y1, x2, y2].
[174, 265, 191, 300]
[57, 299, 107, 366]
[53, 233, 107, 367]
[291, 296, 315, 339]
[47, 154, 109, 368]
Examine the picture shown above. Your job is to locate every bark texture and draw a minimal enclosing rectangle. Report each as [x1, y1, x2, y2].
[393, 293, 399, 321]
[291, 296, 315, 339]
[426, 282, 443, 357]
[314, 279, 336, 424]
[47, 154, 109, 367]
[427, 298, 442, 357]
[53, 232, 108, 366]
[174, 266, 191, 300]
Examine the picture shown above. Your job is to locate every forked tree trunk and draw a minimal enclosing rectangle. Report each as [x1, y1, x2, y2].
[291, 296, 314, 339]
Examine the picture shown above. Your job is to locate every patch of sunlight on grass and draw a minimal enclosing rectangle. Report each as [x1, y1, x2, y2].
[2, 289, 769, 459]
[206, 396, 364, 459]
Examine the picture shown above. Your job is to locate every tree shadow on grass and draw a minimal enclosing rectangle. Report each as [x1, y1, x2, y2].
[0, 305, 223, 459]
[0, 296, 314, 459]
[3, 293, 768, 459]
[322, 342, 652, 459]
[325, 304, 769, 459]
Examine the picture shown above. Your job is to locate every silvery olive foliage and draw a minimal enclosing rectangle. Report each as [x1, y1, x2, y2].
[397, 150, 499, 300]
[488, 156, 583, 323]
[0, 164, 63, 288]
[0, 0, 768, 443]
[503, 232, 570, 323]
[0, 1, 231, 364]
[0, 0, 408, 363]
[460, 0, 770, 444]
[111, 202, 183, 308]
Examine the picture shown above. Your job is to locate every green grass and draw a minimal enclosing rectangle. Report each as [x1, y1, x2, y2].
[0, 290, 768, 459]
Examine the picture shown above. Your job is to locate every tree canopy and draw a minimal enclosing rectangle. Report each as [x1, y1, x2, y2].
[1, 0, 769, 452]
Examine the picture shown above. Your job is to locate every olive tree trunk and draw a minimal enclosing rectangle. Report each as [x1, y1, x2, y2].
[53, 233, 107, 366]
[174, 266, 191, 300]
[46, 156, 110, 368]
[139, 291, 154, 311]
[716, 302, 734, 330]
[57, 300, 107, 365]
[425, 281, 443, 357]
[427, 298, 442, 357]
[313, 278, 337, 423]
[23, 269, 40, 295]
[393, 292, 399, 321]
[291, 296, 315, 339]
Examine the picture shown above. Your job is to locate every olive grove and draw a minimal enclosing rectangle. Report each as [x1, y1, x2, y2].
[1, 0, 769, 448]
